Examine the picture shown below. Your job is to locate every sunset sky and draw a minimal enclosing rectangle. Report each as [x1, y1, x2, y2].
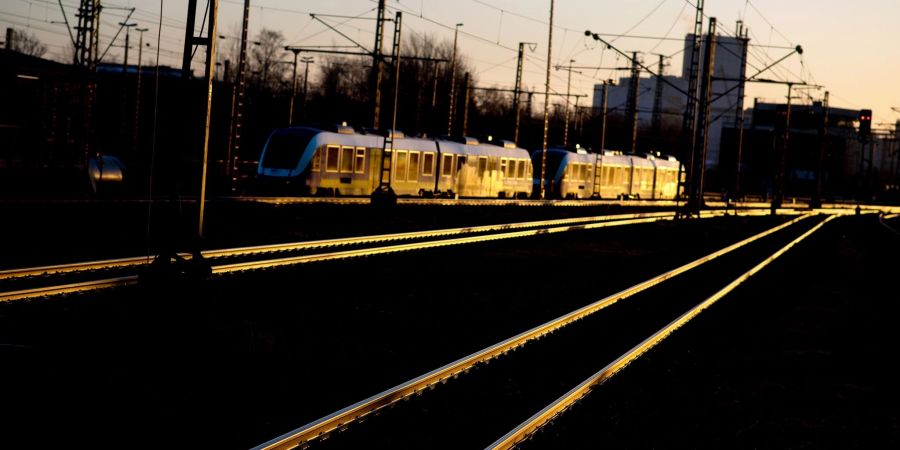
[4, 0, 899, 129]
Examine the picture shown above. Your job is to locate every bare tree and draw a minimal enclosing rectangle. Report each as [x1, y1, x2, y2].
[9, 29, 48, 58]
[250, 28, 287, 91]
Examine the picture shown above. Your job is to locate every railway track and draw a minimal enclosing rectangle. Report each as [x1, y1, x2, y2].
[1, 210, 729, 303]
[251, 213, 839, 450]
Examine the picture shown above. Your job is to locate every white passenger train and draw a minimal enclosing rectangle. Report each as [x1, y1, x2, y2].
[534, 147, 682, 200]
[257, 125, 532, 198]
[257, 125, 682, 200]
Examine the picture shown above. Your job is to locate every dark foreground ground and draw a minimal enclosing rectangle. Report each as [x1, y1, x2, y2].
[0, 212, 897, 449]
[523, 214, 900, 449]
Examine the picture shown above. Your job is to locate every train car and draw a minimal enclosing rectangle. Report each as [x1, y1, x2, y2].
[531, 147, 598, 199]
[257, 124, 383, 196]
[257, 125, 533, 198]
[651, 154, 681, 199]
[437, 138, 533, 198]
[595, 151, 634, 200]
[534, 147, 683, 200]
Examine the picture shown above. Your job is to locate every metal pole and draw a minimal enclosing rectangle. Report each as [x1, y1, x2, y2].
[812, 91, 829, 208]
[651, 53, 666, 135]
[627, 51, 640, 153]
[773, 83, 793, 210]
[133, 27, 148, 156]
[182, 0, 198, 79]
[390, 12, 402, 134]
[198, 0, 218, 238]
[690, 17, 716, 212]
[563, 59, 574, 147]
[600, 80, 610, 151]
[287, 48, 300, 125]
[226, 0, 251, 183]
[513, 42, 525, 145]
[734, 28, 749, 201]
[462, 72, 471, 136]
[540, 0, 554, 199]
[121, 24, 132, 73]
[447, 23, 463, 136]
[372, 0, 386, 129]
[301, 57, 313, 122]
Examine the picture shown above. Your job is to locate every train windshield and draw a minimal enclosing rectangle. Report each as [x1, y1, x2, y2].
[262, 129, 317, 170]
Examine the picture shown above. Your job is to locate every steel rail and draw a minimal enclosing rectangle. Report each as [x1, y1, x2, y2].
[250, 213, 812, 450]
[1, 213, 701, 303]
[230, 196, 687, 208]
[0, 212, 675, 281]
[487, 214, 837, 450]
[879, 213, 900, 236]
[0, 276, 138, 302]
[214, 215, 712, 274]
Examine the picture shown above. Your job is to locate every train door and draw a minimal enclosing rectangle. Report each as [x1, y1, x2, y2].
[457, 156, 470, 197]
[438, 153, 455, 196]
[421, 151, 435, 196]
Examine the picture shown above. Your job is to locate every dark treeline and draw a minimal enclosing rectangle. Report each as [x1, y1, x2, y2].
[1, 29, 681, 197]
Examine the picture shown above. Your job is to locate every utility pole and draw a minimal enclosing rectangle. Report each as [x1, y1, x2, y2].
[75, 0, 101, 70]
[540, 0, 555, 199]
[74, 0, 101, 164]
[376, 11, 402, 199]
[300, 57, 313, 123]
[773, 82, 794, 211]
[447, 22, 463, 136]
[598, 79, 613, 151]
[733, 21, 749, 201]
[372, 0, 387, 129]
[513, 42, 535, 145]
[226, 0, 251, 185]
[680, 0, 705, 213]
[626, 51, 641, 154]
[812, 91, 830, 208]
[651, 53, 667, 135]
[119, 21, 136, 73]
[462, 72, 471, 136]
[555, 59, 578, 147]
[687, 17, 716, 213]
[197, 0, 218, 239]
[286, 47, 301, 126]
[132, 26, 148, 156]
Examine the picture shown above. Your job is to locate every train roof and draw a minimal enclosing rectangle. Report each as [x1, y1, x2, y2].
[437, 139, 531, 158]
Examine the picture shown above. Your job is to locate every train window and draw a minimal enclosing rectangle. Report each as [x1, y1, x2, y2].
[408, 151, 420, 182]
[325, 145, 339, 172]
[490, 157, 499, 172]
[442, 154, 453, 176]
[423, 152, 434, 176]
[354, 148, 366, 173]
[500, 159, 507, 177]
[340, 146, 354, 173]
[312, 149, 321, 171]
[517, 160, 526, 179]
[395, 150, 407, 182]
[457, 156, 467, 172]
[506, 159, 515, 178]
[477, 157, 488, 177]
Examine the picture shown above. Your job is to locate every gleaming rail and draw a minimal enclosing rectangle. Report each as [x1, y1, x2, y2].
[487, 215, 837, 450]
[1, 211, 711, 303]
[0, 211, 675, 281]
[251, 213, 814, 450]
